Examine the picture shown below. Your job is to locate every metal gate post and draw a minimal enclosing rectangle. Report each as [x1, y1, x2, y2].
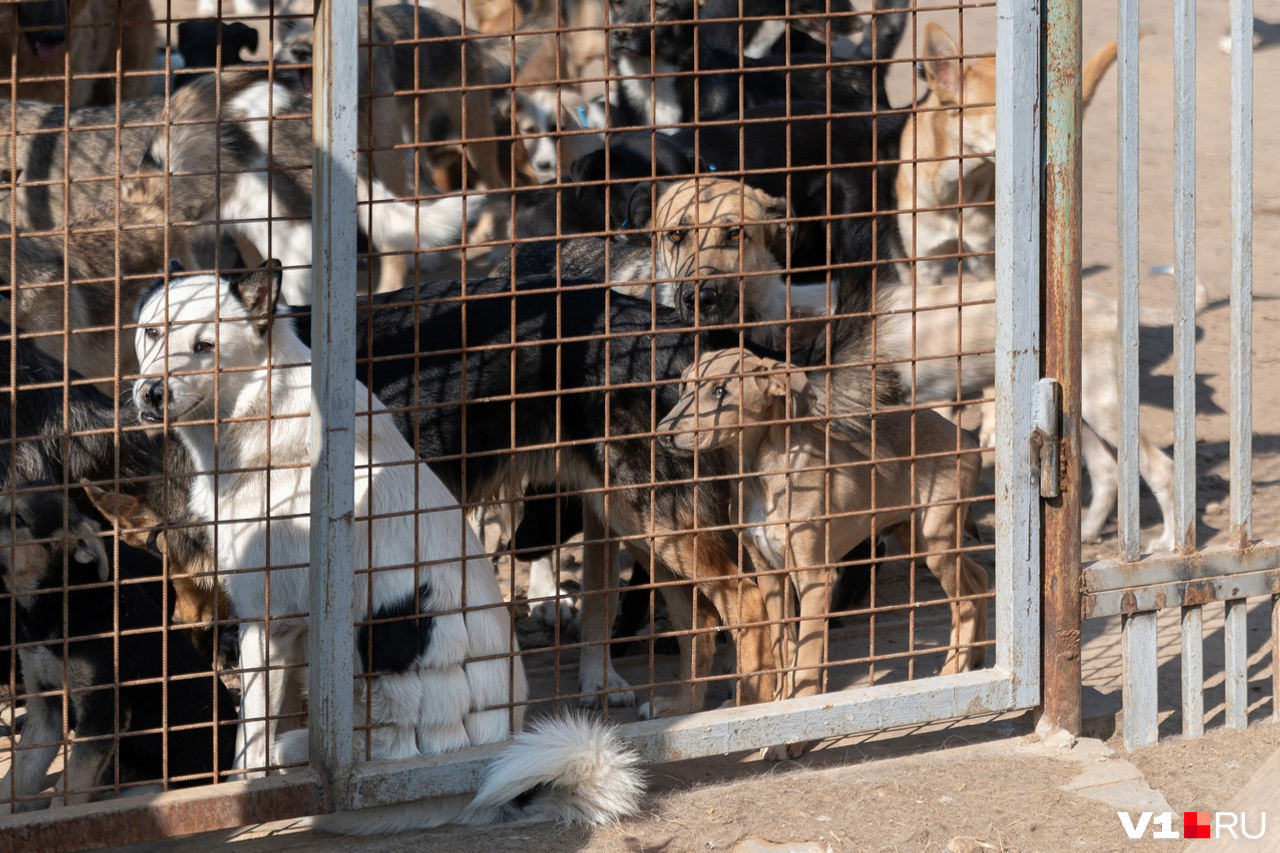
[1038, 0, 1083, 737]
[310, 0, 358, 813]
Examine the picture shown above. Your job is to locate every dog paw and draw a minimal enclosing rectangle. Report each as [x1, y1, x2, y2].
[761, 741, 808, 761]
[638, 694, 696, 720]
[530, 596, 577, 628]
[1145, 532, 1176, 554]
[577, 672, 636, 709]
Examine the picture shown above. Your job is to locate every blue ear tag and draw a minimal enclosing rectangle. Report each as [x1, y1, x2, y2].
[708, 163, 716, 171]
[576, 105, 589, 128]
[620, 219, 629, 228]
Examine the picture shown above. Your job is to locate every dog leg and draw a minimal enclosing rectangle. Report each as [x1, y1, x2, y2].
[911, 514, 989, 674]
[1136, 431, 1177, 553]
[233, 619, 291, 778]
[1079, 423, 1119, 544]
[743, 541, 792, 702]
[10, 694, 60, 810]
[651, 534, 776, 707]
[637, 564, 716, 720]
[762, 530, 832, 762]
[528, 554, 576, 627]
[576, 507, 634, 707]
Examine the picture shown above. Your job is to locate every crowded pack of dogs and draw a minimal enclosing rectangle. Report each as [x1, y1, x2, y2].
[0, 0, 1175, 837]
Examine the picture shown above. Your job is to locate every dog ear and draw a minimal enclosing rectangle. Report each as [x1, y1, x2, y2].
[922, 23, 962, 103]
[750, 187, 793, 262]
[229, 259, 284, 334]
[496, 91, 517, 124]
[757, 361, 812, 417]
[81, 479, 152, 532]
[624, 182, 656, 233]
[69, 520, 110, 582]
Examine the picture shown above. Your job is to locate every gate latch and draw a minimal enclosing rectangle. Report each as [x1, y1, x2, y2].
[1031, 377, 1061, 498]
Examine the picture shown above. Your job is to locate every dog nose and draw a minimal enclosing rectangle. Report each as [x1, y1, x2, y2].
[682, 286, 718, 313]
[144, 379, 165, 410]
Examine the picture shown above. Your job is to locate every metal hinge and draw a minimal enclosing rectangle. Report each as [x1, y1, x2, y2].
[1032, 377, 1061, 498]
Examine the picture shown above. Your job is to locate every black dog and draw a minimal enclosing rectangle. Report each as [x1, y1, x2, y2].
[699, 0, 860, 60]
[0, 321, 193, 702]
[175, 19, 260, 87]
[606, 0, 907, 127]
[0, 486, 236, 808]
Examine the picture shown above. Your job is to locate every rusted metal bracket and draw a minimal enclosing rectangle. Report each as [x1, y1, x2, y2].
[1032, 377, 1061, 498]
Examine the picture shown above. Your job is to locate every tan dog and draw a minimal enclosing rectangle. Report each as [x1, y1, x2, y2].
[877, 278, 1179, 552]
[0, 0, 156, 106]
[645, 177, 1179, 551]
[649, 178, 837, 348]
[896, 24, 1118, 285]
[658, 349, 989, 758]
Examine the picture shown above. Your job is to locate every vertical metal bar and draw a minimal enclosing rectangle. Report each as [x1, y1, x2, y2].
[1172, 0, 1196, 551]
[1272, 594, 1279, 724]
[994, 0, 1042, 711]
[1181, 605, 1204, 738]
[310, 0, 358, 810]
[1038, 0, 1082, 736]
[1224, 599, 1249, 730]
[1122, 611, 1158, 749]
[1229, 0, 1253, 550]
[1116, 0, 1140, 559]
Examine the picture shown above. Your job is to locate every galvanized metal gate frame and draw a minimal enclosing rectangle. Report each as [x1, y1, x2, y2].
[310, 0, 1049, 824]
[2, 0, 1053, 847]
[1064, 0, 1277, 752]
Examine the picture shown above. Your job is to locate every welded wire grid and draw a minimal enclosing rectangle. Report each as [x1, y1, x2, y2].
[0, 0, 1047, 846]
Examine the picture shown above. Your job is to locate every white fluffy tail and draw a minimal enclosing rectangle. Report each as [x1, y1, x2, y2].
[363, 177, 467, 255]
[287, 715, 643, 836]
[1145, 265, 1211, 320]
[468, 715, 644, 826]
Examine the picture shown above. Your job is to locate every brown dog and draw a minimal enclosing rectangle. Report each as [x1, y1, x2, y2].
[0, 0, 156, 106]
[659, 349, 989, 758]
[646, 178, 844, 348]
[896, 24, 1118, 285]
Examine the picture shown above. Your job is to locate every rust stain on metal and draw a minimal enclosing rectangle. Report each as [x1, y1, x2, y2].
[1120, 591, 1139, 615]
[0, 780, 318, 853]
[1183, 581, 1216, 607]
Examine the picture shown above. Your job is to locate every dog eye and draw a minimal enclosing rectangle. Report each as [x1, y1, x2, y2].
[725, 227, 742, 242]
[9, 512, 25, 528]
[193, 340, 214, 354]
[711, 384, 728, 400]
[668, 230, 685, 245]
[144, 327, 160, 341]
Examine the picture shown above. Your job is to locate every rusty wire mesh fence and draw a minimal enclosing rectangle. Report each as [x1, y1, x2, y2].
[0, 0, 1061, 847]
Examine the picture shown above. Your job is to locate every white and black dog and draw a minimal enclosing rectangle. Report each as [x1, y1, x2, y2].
[131, 260, 642, 834]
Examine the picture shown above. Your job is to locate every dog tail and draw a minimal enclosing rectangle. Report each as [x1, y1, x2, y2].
[1145, 264, 1211, 319]
[791, 260, 901, 438]
[467, 714, 644, 825]
[284, 714, 643, 836]
[1081, 40, 1120, 108]
[360, 176, 470, 255]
